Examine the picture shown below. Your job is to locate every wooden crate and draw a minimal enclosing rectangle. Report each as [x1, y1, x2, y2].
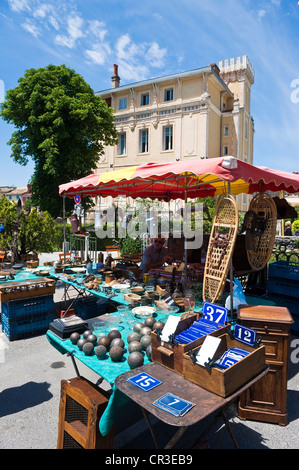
[0, 278, 55, 302]
[151, 313, 229, 375]
[182, 333, 266, 397]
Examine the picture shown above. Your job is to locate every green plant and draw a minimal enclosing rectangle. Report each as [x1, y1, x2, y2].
[292, 219, 299, 234]
[119, 236, 142, 256]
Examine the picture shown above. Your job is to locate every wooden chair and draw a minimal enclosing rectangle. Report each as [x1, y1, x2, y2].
[59, 253, 81, 262]
[59, 253, 71, 261]
[0, 251, 5, 269]
[105, 245, 120, 259]
[57, 376, 113, 449]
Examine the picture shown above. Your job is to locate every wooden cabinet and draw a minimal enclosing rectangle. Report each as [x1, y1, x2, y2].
[237, 305, 294, 426]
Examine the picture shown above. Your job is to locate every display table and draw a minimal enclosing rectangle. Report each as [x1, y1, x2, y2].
[46, 307, 175, 437]
[115, 362, 269, 449]
[50, 271, 130, 307]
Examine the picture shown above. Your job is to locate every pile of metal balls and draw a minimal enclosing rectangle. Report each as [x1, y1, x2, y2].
[69, 316, 165, 369]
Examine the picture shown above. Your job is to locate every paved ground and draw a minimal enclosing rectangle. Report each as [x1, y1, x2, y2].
[0, 252, 298, 450]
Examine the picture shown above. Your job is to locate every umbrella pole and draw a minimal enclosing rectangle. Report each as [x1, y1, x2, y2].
[184, 187, 188, 287]
[227, 183, 234, 324]
[63, 196, 66, 256]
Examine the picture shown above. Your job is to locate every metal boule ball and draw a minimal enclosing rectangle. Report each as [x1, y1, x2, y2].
[109, 345, 124, 362]
[70, 332, 80, 344]
[83, 329, 92, 339]
[144, 317, 156, 329]
[128, 341, 143, 353]
[108, 329, 122, 340]
[95, 345, 107, 359]
[153, 321, 165, 331]
[128, 351, 144, 369]
[87, 334, 97, 345]
[111, 337, 125, 349]
[77, 338, 87, 350]
[127, 332, 141, 343]
[83, 342, 94, 356]
[97, 336, 111, 349]
[133, 322, 144, 333]
[140, 326, 152, 336]
[146, 344, 152, 360]
[140, 335, 151, 350]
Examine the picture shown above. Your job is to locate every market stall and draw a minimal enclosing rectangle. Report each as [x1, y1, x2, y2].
[46, 156, 299, 448]
[59, 155, 299, 306]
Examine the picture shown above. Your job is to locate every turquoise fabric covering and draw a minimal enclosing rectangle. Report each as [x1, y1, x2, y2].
[46, 308, 181, 436]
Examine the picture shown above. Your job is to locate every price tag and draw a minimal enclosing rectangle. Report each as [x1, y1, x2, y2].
[127, 372, 162, 392]
[202, 302, 228, 325]
[234, 324, 256, 347]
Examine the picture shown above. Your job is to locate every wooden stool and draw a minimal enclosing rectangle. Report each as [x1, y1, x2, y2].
[57, 376, 113, 449]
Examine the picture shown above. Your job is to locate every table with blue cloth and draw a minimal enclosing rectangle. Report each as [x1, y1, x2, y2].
[50, 270, 131, 306]
[46, 307, 178, 437]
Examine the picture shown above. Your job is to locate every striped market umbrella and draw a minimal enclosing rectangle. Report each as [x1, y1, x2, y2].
[59, 156, 299, 200]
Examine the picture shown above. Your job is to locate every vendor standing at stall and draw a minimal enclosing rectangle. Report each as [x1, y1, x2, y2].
[140, 237, 173, 273]
[284, 221, 292, 236]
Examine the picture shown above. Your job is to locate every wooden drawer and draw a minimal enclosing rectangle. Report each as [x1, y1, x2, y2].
[243, 320, 288, 336]
[259, 334, 284, 362]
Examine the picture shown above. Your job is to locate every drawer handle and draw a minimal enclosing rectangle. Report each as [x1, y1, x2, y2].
[157, 346, 174, 357]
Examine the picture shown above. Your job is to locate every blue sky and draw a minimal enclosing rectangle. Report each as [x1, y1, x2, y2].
[0, 0, 299, 187]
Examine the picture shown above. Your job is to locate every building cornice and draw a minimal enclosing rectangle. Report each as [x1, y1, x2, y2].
[96, 65, 232, 98]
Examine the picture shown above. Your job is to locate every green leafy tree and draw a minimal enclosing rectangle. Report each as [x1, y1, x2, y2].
[0, 64, 118, 217]
[0, 196, 58, 256]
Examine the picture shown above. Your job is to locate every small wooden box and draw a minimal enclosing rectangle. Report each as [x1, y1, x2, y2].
[151, 314, 229, 375]
[182, 333, 266, 397]
[26, 260, 39, 268]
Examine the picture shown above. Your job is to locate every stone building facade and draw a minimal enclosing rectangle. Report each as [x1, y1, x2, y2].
[96, 55, 255, 212]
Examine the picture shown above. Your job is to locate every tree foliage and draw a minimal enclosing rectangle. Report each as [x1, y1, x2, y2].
[0, 196, 58, 255]
[0, 64, 118, 217]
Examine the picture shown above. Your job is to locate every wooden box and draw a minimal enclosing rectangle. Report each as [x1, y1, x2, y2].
[182, 333, 266, 397]
[0, 278, 55, 302]
[26, 260, 39, 268]
[151, 313, 229, 375]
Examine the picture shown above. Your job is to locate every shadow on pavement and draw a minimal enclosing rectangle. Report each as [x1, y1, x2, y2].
[0, 381, 52, 417]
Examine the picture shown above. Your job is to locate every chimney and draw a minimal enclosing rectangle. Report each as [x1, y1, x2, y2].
[111, 64, 120, 88]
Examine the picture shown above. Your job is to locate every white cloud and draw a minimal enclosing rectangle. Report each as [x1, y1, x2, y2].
[88, 19, 108, 41]
[33, 3, 50, 19]
[8, 0, 31, 13]
[258, 9, 266, 19]
[147, 42, 167, 68]
[85, 43, 111, 65]
[114, 34, 167, 81]
[49, 15, 59, 30]
[116, 34, 139, 62]
[55, 13, 84, 48]
[21, 19, 40, 37]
